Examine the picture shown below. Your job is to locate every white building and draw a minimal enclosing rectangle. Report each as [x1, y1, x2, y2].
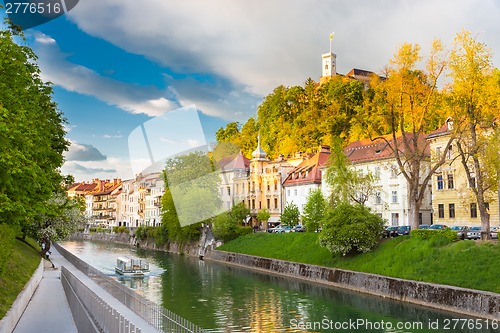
[322, 136, 433, 226]
[283, 145, 331, 215]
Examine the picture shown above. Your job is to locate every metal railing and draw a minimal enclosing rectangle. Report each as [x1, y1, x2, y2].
[61, 266, 142, 333]
[55, 243, 206, 333]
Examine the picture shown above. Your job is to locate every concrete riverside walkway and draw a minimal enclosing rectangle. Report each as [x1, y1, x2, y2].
[13, 250, 78, 333]
[13, 246, 160, 333]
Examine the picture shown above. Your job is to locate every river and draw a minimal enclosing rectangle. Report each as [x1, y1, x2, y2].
[60, 240, 498, 333]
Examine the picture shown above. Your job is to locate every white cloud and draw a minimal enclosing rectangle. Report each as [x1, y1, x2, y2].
[32, 33, 181, 117]
[66, 0, 500, 100]
[61, 157, 134, 182]
[65, 140, 107, 161]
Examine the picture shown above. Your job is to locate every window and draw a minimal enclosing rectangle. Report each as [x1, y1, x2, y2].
[391, 191, 398, 204]
[252, 199, 255, 209]
[470, 203, 477, 218]
[267, 183, 270, 191]
[227, 187, 231, 196]
[438, 204, 444, 218]
[446, 145, 453, 160]
[267, 198, 270, 209]
[294, 189, 298, 196]
[449, 204, 455, 218]
[274, 198, 278, 209]
[391, 213, 399, 226]
[437, 175, 444, 190]
[390, 167, 397, 179]
[469, 175, 476, 188]
[435, 147, 442, 159]
[485, 202, 490, 212]
[374, 167, 381, 180]
[375, 192, 382, 204]
[287, 189, 290, 196]
[447, 173, 454, 189]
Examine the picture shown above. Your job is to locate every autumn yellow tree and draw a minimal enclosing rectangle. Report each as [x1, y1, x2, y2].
[370, 41, 453, 230]
[448, 30, 500, 240]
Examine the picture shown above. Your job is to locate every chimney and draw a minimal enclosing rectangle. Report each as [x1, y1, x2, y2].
[320, 145, 331, 153]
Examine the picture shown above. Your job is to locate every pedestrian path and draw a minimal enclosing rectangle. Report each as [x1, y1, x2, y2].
[13, 245, 160, 333]
[13, 252, 78, 333]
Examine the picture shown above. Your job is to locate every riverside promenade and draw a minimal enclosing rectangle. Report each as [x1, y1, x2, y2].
[11, 246, 160, 333]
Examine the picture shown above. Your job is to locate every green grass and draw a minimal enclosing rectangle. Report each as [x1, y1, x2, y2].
[0, 238, 42, 318]
[218, 233, 500, 293]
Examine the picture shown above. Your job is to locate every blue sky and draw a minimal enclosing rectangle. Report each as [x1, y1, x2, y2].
[2, 0, 500, 181]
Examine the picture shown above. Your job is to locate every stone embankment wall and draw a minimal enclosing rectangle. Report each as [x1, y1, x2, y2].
[204, 249, 500, 320]
[67, 233, 200, 256]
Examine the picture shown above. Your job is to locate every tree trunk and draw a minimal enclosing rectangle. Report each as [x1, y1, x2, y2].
[40, 238, 51, 258]
[408, 198, 421, 231]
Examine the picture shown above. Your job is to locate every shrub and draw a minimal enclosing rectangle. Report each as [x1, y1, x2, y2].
[411, 229, 458, 245]
[135, 226, 146, 240]
[236, 226, 253, 238]
[319, 203, 385, 256]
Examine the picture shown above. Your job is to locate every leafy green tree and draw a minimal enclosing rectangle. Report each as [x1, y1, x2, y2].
[161, 151, 221, 242]
[448, 30, 500, 240]
[28, 193, 86, 257]
[0, 23, 68, 245]
[319, 203, 385, 256]
[257, 208, 270, 224]
[301, 189, 326, 232]
[326, 142, 375, 206]
[212, 202, 250, 242]
[280, 202, 300, 227]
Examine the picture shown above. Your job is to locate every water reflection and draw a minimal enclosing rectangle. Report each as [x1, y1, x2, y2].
[61, 240, 497, 333]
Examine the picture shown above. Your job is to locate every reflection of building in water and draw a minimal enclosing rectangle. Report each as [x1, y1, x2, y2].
[248, 289, 285, 332]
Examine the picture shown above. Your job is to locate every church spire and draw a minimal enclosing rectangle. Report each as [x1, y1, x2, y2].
[252, 134, 267, 160]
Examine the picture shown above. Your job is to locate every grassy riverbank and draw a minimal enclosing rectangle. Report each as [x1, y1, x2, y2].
[218, 233, 500, 293]
[0, 238, 41, 318]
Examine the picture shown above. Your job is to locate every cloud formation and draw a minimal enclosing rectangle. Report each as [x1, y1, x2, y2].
[67, 0, 500, 99]
[65, 140, 107, 161]
[32, 32, 181, 117]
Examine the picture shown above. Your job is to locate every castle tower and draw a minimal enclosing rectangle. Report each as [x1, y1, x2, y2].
[320, 33, 337, 84]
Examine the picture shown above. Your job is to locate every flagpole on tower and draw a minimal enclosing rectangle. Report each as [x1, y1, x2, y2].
[329, 32, 334, 53]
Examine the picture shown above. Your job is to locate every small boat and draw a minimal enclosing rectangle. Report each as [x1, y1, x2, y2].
[115, 256, 150, 277]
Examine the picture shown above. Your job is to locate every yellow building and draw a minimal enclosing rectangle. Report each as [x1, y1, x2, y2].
[231, 137, 299, 229]
[427, 119, 499, 226]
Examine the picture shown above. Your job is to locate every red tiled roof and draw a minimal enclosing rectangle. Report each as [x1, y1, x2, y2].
[283, 146, 330, 186]
[221, 152, 250, 171]
[345, 133, 429, 164]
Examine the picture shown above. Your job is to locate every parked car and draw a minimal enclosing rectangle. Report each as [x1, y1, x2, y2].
[275, 225, 292, 233]
[397, 225, 411, 236]
[429, 224, 448, 230]
[267, 225, 280, 233]
[450, 226, 469, 240]
[466, 226, 482, 240]
[383, 226, 399, 238]
[293, 225, 306, 232]
[418, 224, 430, 229]
[491, 227, 499, 239]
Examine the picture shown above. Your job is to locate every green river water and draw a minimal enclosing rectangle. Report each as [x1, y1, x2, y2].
[60, 240, 498, 333]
